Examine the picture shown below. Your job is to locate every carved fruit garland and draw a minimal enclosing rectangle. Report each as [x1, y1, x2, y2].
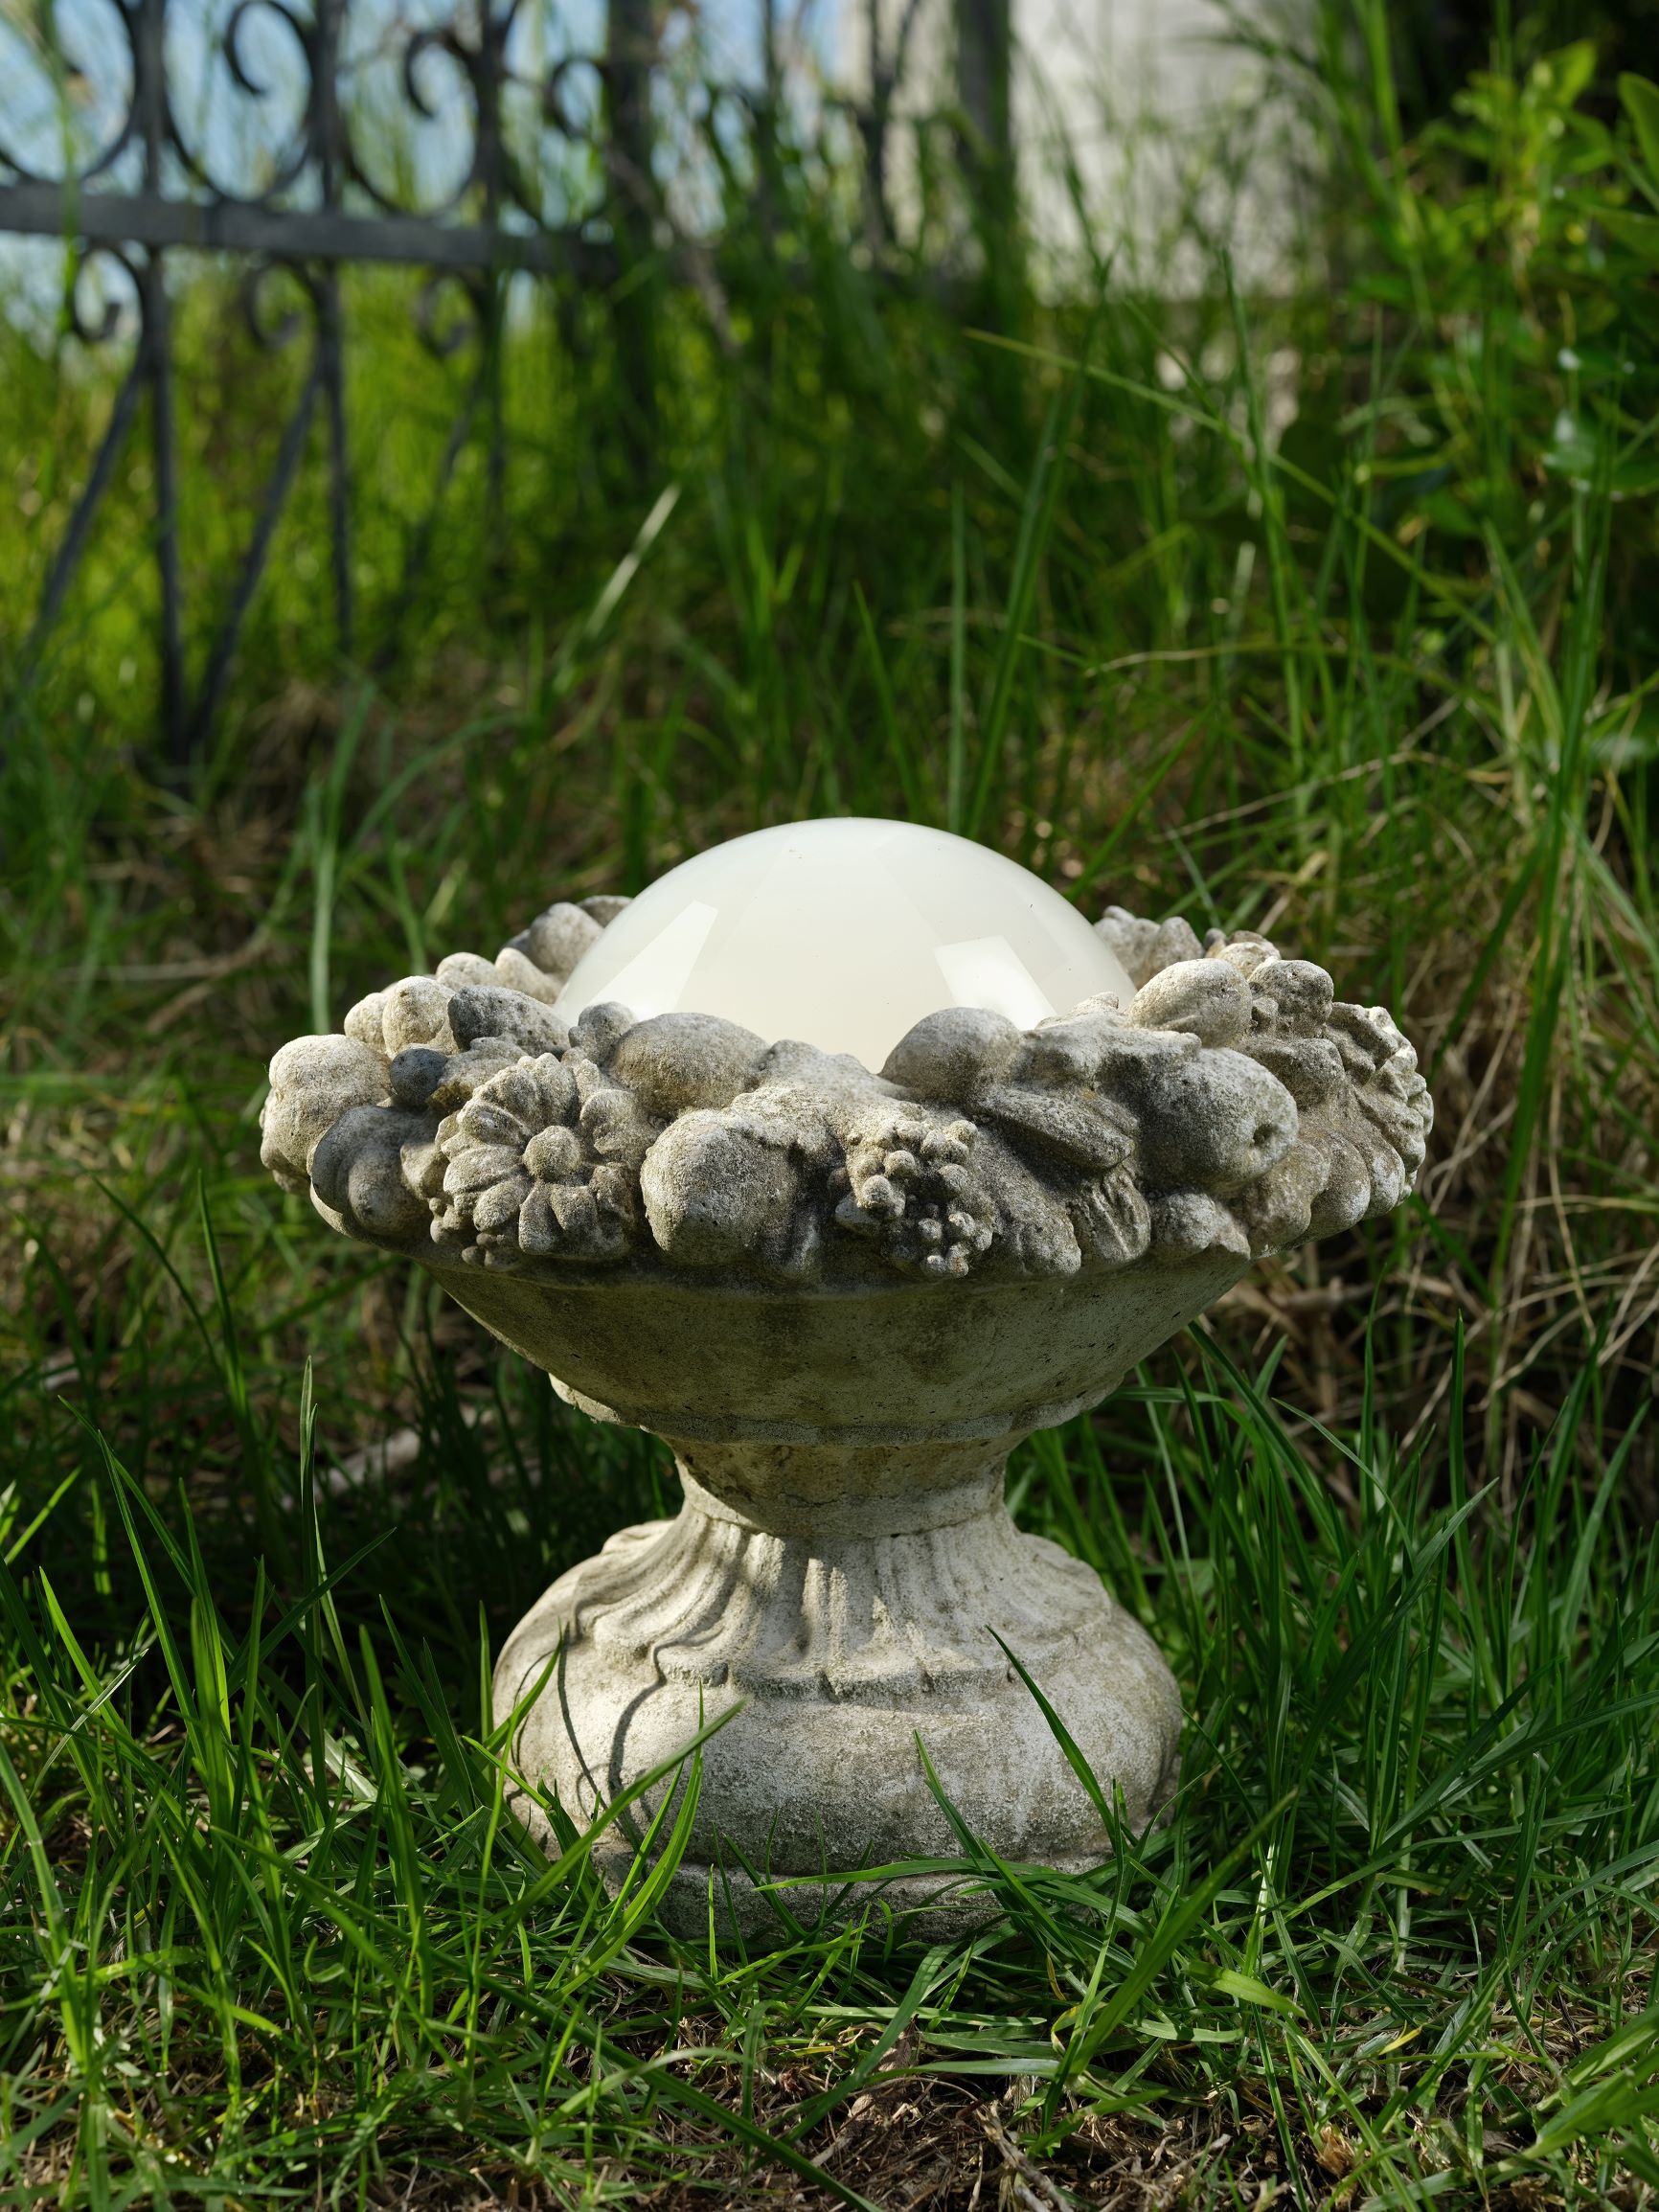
[262, 894, 1433, 1286]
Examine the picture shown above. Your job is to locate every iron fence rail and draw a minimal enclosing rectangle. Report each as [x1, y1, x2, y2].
[0, 178, 587, 271]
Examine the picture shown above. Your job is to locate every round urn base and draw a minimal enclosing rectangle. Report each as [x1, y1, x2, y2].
[493, 1448, 1182, 1937]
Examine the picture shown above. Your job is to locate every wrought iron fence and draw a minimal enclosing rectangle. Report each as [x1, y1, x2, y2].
[2, 0, 1006, 763]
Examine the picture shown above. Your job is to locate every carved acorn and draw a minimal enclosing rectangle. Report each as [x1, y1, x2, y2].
[641, 1112, 809, 1274]
[378, 976, 456, 1056]
[1250, 956, 1333, 1037]
[1126, 959, 1253, 1048]
[1232, 1139, 1329, 1255]
[606, 1012, 768, 1118]
[1094, 907, 1203, 988]
[1148, 1191, 1250, 1261]
[1134, 1049, 1299, 1196]
[309, 1105, 436, 1243]
[388, 1045, 449, 1108]
[880, 1007, 1023, 1102]
[447, 984, 568, 1057]
[261, 1035, 389, 1193]
[505, 900, 603, 985]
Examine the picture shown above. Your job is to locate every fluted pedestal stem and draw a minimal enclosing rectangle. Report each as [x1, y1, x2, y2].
[495, 1433, 1181, 1933]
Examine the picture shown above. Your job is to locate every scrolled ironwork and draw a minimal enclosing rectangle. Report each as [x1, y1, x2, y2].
[0, 0, 140, 190]
[222, 0, 307, 102]
[65, 244, 145, 348]
[240, 258, 315, 352]
[0, 0, 967, 763]
[539, 55, 609, 152]
[188, 0, 316, 203]
[415, 267, 488, 359]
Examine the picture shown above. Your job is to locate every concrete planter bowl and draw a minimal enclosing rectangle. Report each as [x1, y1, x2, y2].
[261, 840, 1431, 1933]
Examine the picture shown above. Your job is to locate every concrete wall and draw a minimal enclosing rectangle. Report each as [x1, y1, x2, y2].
[838, 0, 1316, 286]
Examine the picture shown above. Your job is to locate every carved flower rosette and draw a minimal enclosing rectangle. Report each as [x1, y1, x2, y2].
[261, 895, 1433, 1289]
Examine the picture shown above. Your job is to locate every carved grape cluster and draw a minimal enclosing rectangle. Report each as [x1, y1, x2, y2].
[830, 1106, 993, 1280]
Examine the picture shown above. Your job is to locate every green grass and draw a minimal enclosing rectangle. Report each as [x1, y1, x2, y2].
[4, 4, 1659, 2202]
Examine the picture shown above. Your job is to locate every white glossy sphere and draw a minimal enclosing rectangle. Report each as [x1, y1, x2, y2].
[554, 818, 1133, 1071]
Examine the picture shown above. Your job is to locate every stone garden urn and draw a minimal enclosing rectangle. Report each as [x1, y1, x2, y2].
[261, 819, 1432, 1931]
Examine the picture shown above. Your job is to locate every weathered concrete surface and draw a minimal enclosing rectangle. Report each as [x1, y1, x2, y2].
[259, 865, 1433, 1927]
[471, 1258, 1240, 1930]
[436, 1251, 1246, 1443]
[495, 1440, 1183, 1935]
